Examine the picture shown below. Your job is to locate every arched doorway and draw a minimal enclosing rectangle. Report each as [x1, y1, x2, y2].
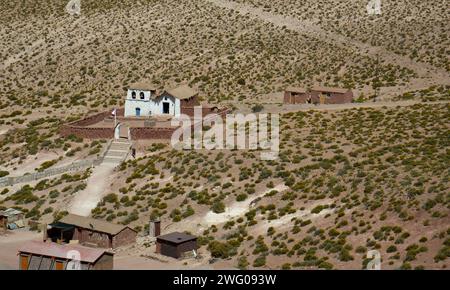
[114, 123, 130, 140]
[135, 107, 141, 116]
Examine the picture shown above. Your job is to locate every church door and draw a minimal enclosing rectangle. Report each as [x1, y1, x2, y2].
[163, 102, 170, 114]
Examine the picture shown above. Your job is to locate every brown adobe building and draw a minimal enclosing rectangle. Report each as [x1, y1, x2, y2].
[47, 214, 137, 249]
[284, 87, 310, 104]
[284, 86, 354, 104]
[310, 86, 354, 104]
[0, 213, 7, 233]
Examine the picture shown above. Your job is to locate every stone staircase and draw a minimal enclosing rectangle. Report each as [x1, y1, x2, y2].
[102, 140, 131, 164]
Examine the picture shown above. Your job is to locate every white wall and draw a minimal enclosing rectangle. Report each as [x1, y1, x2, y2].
[124, 90, 180, 117]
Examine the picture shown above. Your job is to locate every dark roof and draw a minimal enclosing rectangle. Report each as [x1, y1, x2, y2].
[48, 222, 75, 231]
[59, 214, 135, 235]
[157, 232, 197, 244]
[18, 241, 112, 263]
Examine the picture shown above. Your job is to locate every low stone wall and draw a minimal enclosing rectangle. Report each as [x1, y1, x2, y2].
[60, 111, 114, 139]
[0, 159, 95, 187]
[0, 141, 112, 187]
[59, 108, 231, 141]
[60, 125, 114, 139]
[181, 106, 220, 117]
[70, 111, 110, 127]
[130, 127, 177, 140]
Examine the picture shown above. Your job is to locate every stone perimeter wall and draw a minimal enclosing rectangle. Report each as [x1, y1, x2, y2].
[59, 108, 230, 141]
[60, 111, 114, 139]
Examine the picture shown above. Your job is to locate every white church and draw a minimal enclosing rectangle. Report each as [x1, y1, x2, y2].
[124, 82, 199, 117]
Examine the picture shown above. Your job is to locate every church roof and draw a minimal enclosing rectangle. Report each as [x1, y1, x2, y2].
[129, 82, 157, 91]
[165, 85, 198, 100]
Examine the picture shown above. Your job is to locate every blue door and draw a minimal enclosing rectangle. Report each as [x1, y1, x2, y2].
[135, 107, 141, 116]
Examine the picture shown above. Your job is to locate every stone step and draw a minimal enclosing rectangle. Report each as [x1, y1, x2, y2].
[105, 151, 128, 157]
[102, 157, 124, 164]
[110, 143, 131, 150]
[112, 140, 131, 145]
[104, 154, 123, 159]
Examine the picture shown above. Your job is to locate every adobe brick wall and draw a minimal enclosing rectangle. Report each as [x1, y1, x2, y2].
[92, 253, 114, 270]
[283, 91, 291, 104]
[130, 127, 177, 140]
[60, 125, 114, 139]
[180, 95, 200, 106]
[284, 91, 310, 104]
[60, 108, 231, 140]
[181, 106, 230, 118]
[310, 91, 354, 104]
[73, 228, 112, 248]
[112, 228, 137, 248]
[181, 106, 216, 117]
[70, 111, 110, 127]
[285, 89, 354, 104]
[60, 111, 114, 139]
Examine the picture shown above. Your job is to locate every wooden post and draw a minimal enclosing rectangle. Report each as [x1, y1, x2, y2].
[149, 219, 161, 237]
[42, 223, 47, 242]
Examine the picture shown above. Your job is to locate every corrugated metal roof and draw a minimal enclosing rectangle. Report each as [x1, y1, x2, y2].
[59, 214, 133, 235]
[157, 232, 197, 244]
[1, 208, 23, 217]
[18, 241, 112, 263]
[165, 85, 198, 100]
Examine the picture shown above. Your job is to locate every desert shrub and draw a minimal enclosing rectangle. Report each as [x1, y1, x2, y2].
[237, 256, 249, 270]
[236, 193, 248, 202]
[211, 201, 225, 213]
[49, 190, 60, 199]
[9, 185, 38, 204]
[252, 104, 264, 113]
[253, 255, 266, 267]
[104, 193, 118, 203]
[208, 240, 238, 258]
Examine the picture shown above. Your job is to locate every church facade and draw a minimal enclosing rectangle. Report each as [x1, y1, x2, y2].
[124, 83, 199, 118]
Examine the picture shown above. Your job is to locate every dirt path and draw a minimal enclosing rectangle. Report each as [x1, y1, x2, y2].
[68, 163, 117, 216]
[256, 200, 335, 234]
[236, 100, 450, 115]
[206, 0, 450, 97]
[166, 184, 289, 234]
[203, 184, 289, 225]
[0, 230, 41, 270]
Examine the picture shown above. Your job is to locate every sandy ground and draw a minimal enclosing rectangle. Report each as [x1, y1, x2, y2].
[114, 251, 214, 270]
[203, 184, 289, 225]
[256, 201, 335, 234]
[0, 151, 61, 176]
[165, 184, 289, 235]
[0, 230, 41, 270]
[68, 163, 117, 216]
[235, 100, 450, 115]
[206, 0, 450, 98]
